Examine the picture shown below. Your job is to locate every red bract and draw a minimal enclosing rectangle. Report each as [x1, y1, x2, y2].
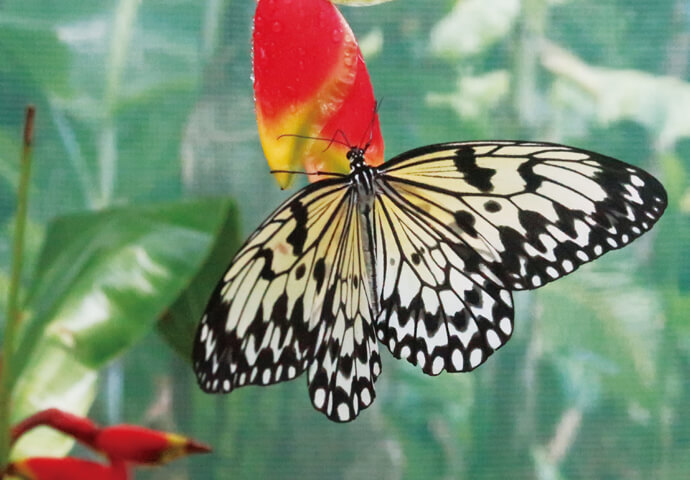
[253, 0, 384, 187]
[6, 457, 128, 480]
[7, 409, 211, 479]
[94, 425, 211, 465]
[10, 408, 98, 447]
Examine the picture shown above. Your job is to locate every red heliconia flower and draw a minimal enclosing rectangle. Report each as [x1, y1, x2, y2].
[7, 409, 211, 478]
[94, 425, 211, 465]
[11, 408, 99, 447]
[253, 0, 384, 187]
[5, 457, 128, 480]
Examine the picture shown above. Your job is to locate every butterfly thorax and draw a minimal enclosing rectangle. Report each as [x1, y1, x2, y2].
[347, 147, 376, 200]
[347, 146, 379, 316]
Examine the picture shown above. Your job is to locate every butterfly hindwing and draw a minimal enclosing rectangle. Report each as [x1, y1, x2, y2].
[193, 178, 380, 422]
[379, 141, 667, 291]
[306, 191, 381, 422]
[373, 179, 515, 374]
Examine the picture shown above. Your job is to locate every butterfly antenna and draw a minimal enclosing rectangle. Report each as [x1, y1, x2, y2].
[321, 129, 353, 152]
[359, 99, 383, 151]
[276, 133, 350, 148]
[270, 169, 347, 178]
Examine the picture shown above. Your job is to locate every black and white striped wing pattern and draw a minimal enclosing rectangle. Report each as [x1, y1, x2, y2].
[373, 140, 666, 373]
[193, 179, 381, 422]
[373, 183, 515, 374]
[194, 139, 666, 422]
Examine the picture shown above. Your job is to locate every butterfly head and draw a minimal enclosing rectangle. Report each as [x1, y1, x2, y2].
[347, 146, 368, 173]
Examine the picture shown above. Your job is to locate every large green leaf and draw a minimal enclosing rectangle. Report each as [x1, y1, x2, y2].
[157, 204, 241, 358]
[9, 197, 237, 458]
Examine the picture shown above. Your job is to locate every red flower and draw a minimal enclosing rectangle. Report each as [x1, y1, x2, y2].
[6, 457, 128, 480]
[6, 409, 211, 479]
[253, 0, 384, 187]
[94, 425, 211, 465]
[11, 409, 98, 447]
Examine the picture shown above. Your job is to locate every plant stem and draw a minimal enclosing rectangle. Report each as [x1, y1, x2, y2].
[0, 105, 36, 467]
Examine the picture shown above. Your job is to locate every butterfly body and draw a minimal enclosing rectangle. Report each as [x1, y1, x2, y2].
[193, 140, 666, 422]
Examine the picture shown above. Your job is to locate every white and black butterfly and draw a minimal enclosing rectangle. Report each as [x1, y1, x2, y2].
[193, 140, 666, 422]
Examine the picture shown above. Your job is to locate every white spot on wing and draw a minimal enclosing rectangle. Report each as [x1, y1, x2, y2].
[630, 174, 645, 187]
[486, 330, 502, 350]
[451, 349, 464, 370]
[470, 349, 483, 368]
[416, 350, 426, 369]
[421, 287, 440, 315]
[431, 356, 444, 375]
[337, 403, 350, 421]
[314, 388, 326, 409]
[361, 387, 372, 406]
[398, 263, 421, 308]
[499, 318, 512, 335]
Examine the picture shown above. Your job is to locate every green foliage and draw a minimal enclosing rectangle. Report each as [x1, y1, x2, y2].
[0, 0, 688, 479]
[8, 199, 238, 459]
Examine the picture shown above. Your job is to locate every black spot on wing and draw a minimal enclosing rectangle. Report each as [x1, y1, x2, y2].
[313, 257, 326, 293]
[286, 201, 308, 255]
[411, 252, 421, 265]
[453, 146, 496, 192]
[484, 200, 501, 212]
[257, 249, 275, 280]
[517, 158, 542, 191]
[454, 211, 478, 237]
[295, 263, 306, 279]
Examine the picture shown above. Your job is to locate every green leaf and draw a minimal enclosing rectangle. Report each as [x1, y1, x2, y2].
[157, 202, 241, 358]
[0, 20, 71, 95]
[15, 198, 238, 372]
[9, 198, 237, 458]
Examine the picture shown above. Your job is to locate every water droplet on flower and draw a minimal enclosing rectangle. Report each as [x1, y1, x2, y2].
[332, 29, 341, 43]
[272, 21, 282, 33]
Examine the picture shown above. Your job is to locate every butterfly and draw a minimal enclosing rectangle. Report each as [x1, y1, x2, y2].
[193, 140, 666, 422]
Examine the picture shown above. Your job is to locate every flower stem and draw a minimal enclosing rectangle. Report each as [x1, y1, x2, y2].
[0, 105, 36, 467]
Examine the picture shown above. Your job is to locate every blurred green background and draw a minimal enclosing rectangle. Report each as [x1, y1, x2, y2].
[1, 0, 689, 478]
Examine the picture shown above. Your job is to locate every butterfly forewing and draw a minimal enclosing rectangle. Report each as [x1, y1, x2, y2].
[378, 141, 667, 291]
[193, 178, 380, 422]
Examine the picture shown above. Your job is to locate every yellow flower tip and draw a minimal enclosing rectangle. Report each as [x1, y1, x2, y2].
[157, 433, 212, 464]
